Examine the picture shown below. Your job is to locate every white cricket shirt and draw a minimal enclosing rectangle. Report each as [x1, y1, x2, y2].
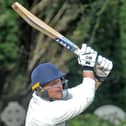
[25, 78, 95, 126]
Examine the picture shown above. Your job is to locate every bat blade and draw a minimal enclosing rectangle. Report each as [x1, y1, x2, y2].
[12, 2, 80, 55]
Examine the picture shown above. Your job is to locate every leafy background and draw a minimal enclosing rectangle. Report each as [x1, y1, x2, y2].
[0, 0, 126, 126]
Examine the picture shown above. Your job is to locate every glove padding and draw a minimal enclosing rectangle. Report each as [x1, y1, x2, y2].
[78, 44, 98, 68]
[94, 55, 113, 81]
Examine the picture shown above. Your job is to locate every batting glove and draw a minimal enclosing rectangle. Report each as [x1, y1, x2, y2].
[78, 44, 98, 70]
[94, 55, 113, 81]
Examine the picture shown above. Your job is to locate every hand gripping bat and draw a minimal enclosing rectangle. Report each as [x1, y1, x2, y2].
[12, 2, 80, 56]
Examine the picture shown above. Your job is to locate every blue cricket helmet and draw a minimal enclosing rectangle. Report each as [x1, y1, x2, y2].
[31, 63, 65, 86]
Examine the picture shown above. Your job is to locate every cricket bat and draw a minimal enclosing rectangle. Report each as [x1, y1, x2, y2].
[12, 2, 80, 55]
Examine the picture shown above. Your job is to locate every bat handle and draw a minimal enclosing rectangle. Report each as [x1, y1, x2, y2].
[74, 48, 81, 56]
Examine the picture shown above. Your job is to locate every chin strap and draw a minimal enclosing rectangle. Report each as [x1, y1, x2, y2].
[36, 88, 53, 101]
[32, 82, 50, 100]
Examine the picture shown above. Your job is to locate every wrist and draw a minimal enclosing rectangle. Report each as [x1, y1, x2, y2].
[83, 70, 95, 80]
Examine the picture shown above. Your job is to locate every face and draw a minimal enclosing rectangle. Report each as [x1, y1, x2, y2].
[43, 79, 63, 100]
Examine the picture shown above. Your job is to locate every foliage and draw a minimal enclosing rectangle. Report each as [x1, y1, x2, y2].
[1, 0, 126, 125]
[0, 0, 19, 70]
[68, 114, 115, 126]
[119, 0, 126, 76]
[91, 0, 126, 111]
[68, 113, 126, 126]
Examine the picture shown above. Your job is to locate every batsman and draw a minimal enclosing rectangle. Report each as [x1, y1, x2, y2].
[25, 44, 113, 126]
